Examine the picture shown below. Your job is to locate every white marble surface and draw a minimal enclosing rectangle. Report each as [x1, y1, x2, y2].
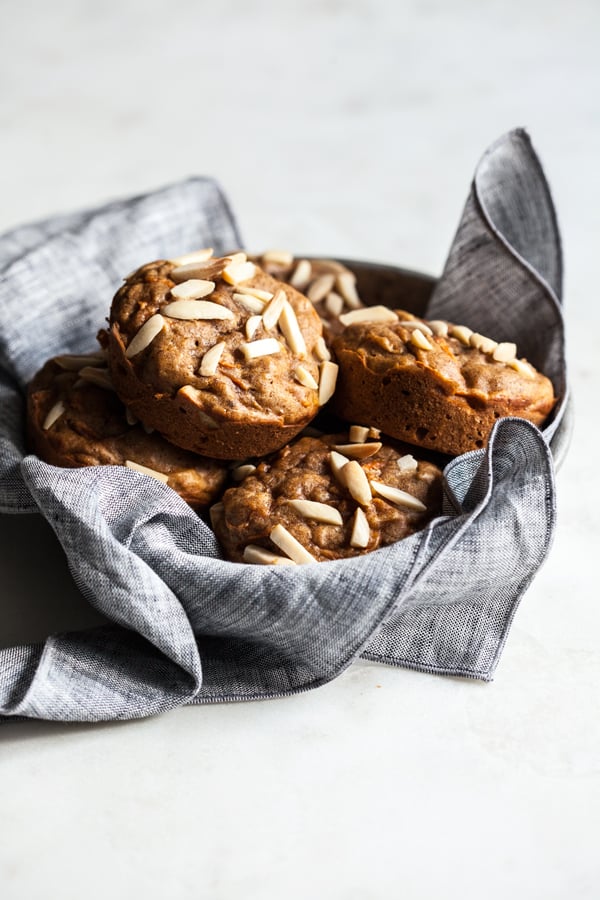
[1, 1, 599, 897]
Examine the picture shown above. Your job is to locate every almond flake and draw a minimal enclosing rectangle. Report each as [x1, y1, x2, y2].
[199, 341, 225, 376]
[125, 407, 138, 426]
[245, 315, 262, 340]
[307, 273, 336, 303]
[222, 260, 256, 285]
[318, 361, 338, 406]
[125, 460, 169, 484]
[470, 332, 498, 354]
[262, 289, 287, 330]
[428, 320, 449, 337]
[176, 386, 219, 428]
[410, 329, 434, 351]
[54, 352, 106, 371]
[350, 507, 370, 548]
[336, 271, 361, 309]
[286, 499, 343, 526]
[329, 450, 351, 481]
[339, 460, 372, 506]
[43, 400, 66, 430]
[398, 320, 433, 335]
[241, 338, 282, 360]
[232, 464, 257, 481]
[349, 425, 369, 443]
[243, 544, 297, 566]
[339, 306, 398, 326]
[78, 366, 114, 391]
[233, 293, 266, 314]
[294, 365, 318, 390]
[262, 249, 293, 267]
[368, 427, 381, 439]
[333, 442, 382, 459]
[170, 248, 214, 266]
[324, 292, 344, 316]
[290, 259, 312, 289]
[234, 285, 274, 302]
[397, 454, 418, 473]
[493, 342, 518, 362]
[170, 279, 215, 300]
[370, 480, 426, 511]
[125, 314, 166, 358]
[314, 336, 331, 362]
[450, 325, 473, 345]
[170, 258, 229, 282]
[279, 300, 307, 356]
[228, 252, 247, 265]
[507, 358, 536, 377]
[163, 300, 234, 321]
[269, 523, 316, 564]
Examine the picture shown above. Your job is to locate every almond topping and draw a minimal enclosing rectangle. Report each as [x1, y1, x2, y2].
[286, 500, 343, 526]
[410, 329, 434, 351]
[78, 366, 114, 391]
[450, 325, 473, 345]
[43, 400, 66, 430]
[170, 279, 215, 300]
[396, 454, 418, 473]
[232, 464, 256, 481]
[262, 249, 293, 267]
[324, 292, 344, 316]
[507, 358, 536, 377]
[349, 425, 369, 443]
[470, 332, 498, 354]
[199, 341, 225, 376]
[245, 315, 262, 340]
[170, 248, 213, 266]
[269, 523, 316, 565]
[222, 260, 256, 285]
[170, 258, 229, 282]
[398, 320, 433, 335]
[290, 259, 312, 289]
[162, 300, 234, 321]
[428, 320, 449, 337]
[294, 365, 318, 390]
[333, 442, 382, 459]
[336, 271, 361, 309]
[279, 300, 307, 356]
[234, 285, 274, 302]
[243, 544, 297, 566]
[54, 352, 105, 370]
[350, 507, 370, 548]
[339, 461, 372, 506]
[241, 338, 282, 360]
[314, 336, 331, 362]
[262, 289, 287, 331]
[307, 273, 336, 303]
[176, 386, 219, 428]
[370, 480, 426, 511]
[493, 342, 518, 362]
[329, 450, 351, 480]
[125, 314, 166, 358]
[125, 407, 138, 426]
[228, 252, 248, 265]
[233, 293, 266, 314]
[318, 361, 339, 405]
[339, 306, 398, 326]
[125, 460, 169, 484]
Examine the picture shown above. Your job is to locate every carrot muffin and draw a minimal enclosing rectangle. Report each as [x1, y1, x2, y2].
[104, 250, 335, 459]
[332, 308, 556, 456]
[211, 431, 443, 564]
[27, 354, 228, 511]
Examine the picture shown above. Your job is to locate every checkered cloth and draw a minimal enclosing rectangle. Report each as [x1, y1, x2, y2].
[0, 129, 568, 722]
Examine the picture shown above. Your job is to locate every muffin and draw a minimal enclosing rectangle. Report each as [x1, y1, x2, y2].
[211, 431, 443, 564]
[104, 250, 334, 459]
[27, 353, 228, 511]
[332, 308, 556, 456]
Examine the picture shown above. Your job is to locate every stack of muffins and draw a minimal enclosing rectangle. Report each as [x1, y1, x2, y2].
[27, 248, 556, 565]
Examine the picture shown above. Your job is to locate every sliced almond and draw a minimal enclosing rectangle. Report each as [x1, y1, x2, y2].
[125, 407, 138, 426]
[243, 544, 297, 566]
[241, 338, 282, 360]
[507, 358, 536, 377]
[209, 502, 224, 529]
[493, 342, 518, 362]
[336, 271, 361, 309]
[125, 460, 169, 484]
[450, 325, 473, 345]
[170, 279, 215, 300]
[170, 247, 213, 266]
[410, 329, 434, 351]
[329, 450, 351, 481]
[170, 258, 228, 282]
[262, 249, 293, 267]
[289, 259, 312, 289]
[368, 427, 381, 439]
[142, 423, 154, 434]
[176, 386, 219, 428]
[307, 273, 336, 303]
[269, 523, 316, 564]
[428, 320, 449, 337]
[125, 314, 166, 358]
[279, 300, 307, 356]
[262, 289, 287, 331]
[398, 320, 433, 335]
[470, 332, 498, 354]
[339, 306, 398, 326]
[233, 292, 266, 314]
[370, 480, 426, 511]
[228, 252, 247, 265]
[318, 361, 338, 406]
[162, 300, 234, 321]
[349, 425, 369, 443]
[396, 454, 418, 473]
[339, 461, 372, 506]
[286, 499, 343, 526]
[54, 352, 106, 371]
[245, 315, 262, 340]
[43, 399, 66, 430]
[324, 292, 344, 316]
[234, 285, 274, 302]
[294, 365, 318, 390]
[314, 336, 331, 362]
[78, 366, 114, 391]
[199, 341, 225, 376]
[350, 507, 370, 548]
[222, 260, 256, 285]
[333, 441, 382, 459]
[232, 464, 257, 481]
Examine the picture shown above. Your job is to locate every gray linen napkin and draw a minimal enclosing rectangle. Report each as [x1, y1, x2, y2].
[0, 129, 568, 722]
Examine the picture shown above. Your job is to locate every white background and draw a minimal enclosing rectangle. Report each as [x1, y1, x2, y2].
[1, 1, 599, 898]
